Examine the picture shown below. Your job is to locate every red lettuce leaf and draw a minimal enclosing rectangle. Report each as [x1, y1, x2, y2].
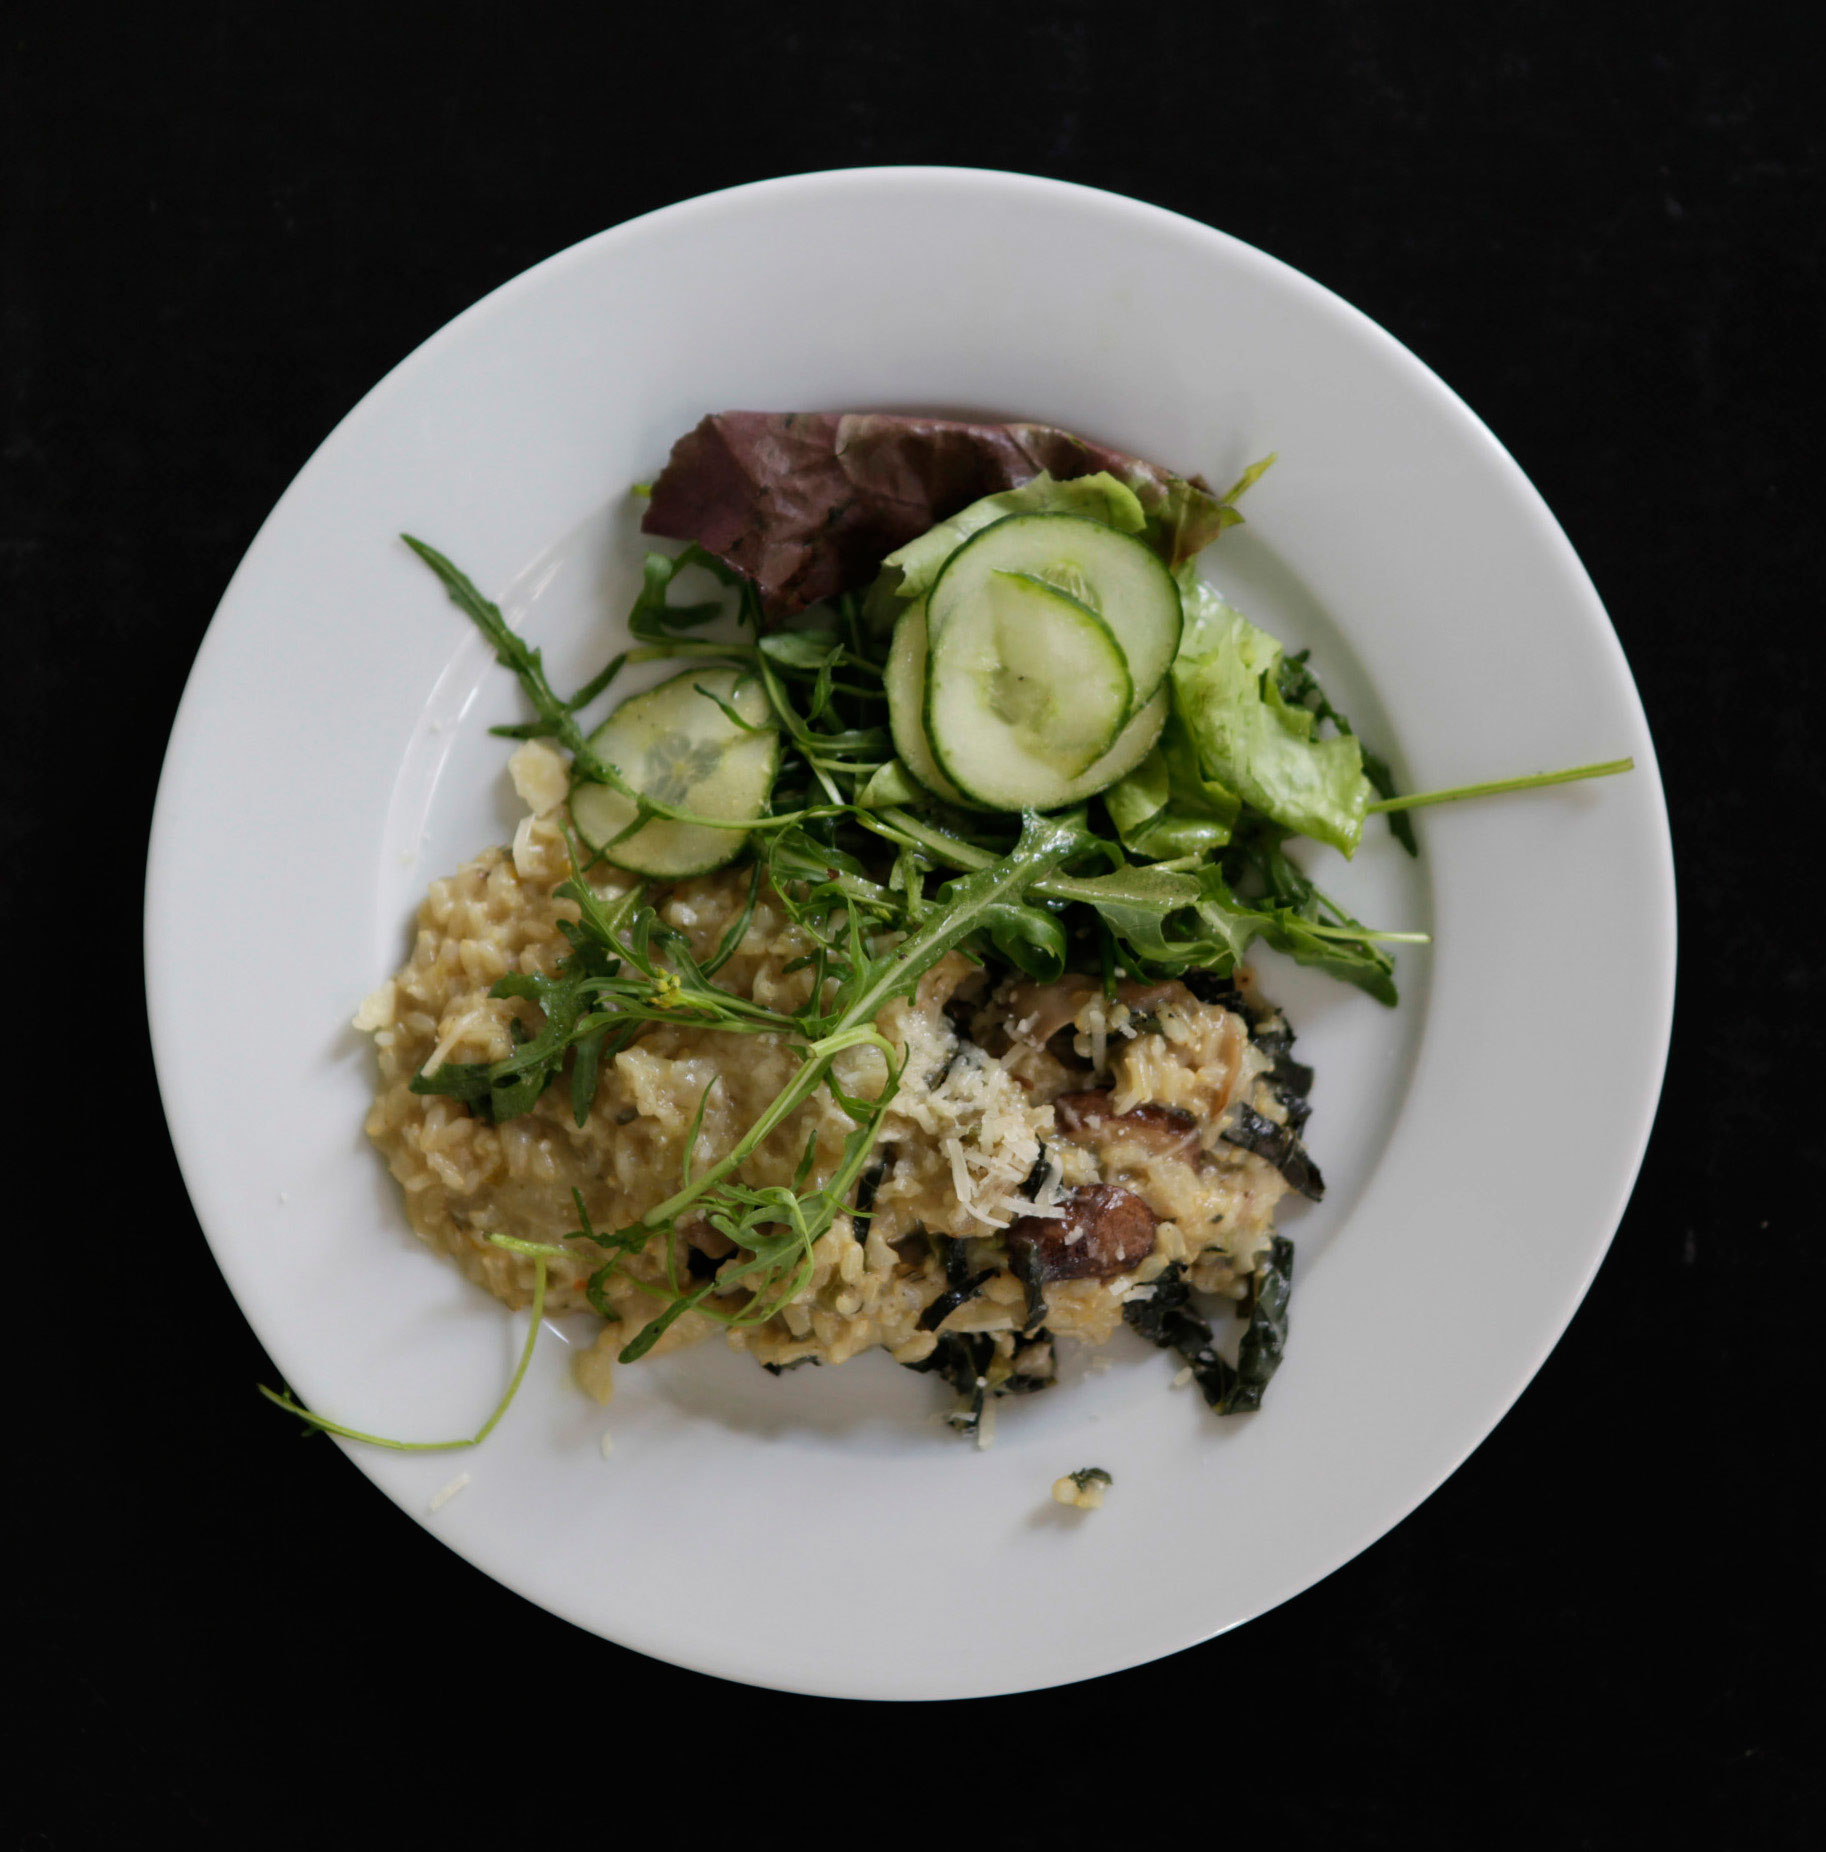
[641, 412, 1236, 622]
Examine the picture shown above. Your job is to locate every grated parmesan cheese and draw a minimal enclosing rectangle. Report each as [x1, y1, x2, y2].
[511, 812, 541, 878]
[352, 980, 396, 1033]
[428, 1471, 470, 1511]
[507, 738, 569, 817]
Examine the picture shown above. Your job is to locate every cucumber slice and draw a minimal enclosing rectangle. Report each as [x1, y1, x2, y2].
[569, 668, 778, 877]
[1049, 682, 1170, 805]
[887, 600, 1168, 811]
[885, 599, 982, 809]
[926, 512, 1182, 712]
[925, 569, 1132, 805]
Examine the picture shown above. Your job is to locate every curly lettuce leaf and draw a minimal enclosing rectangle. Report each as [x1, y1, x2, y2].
[1170, 570, 1371, 857]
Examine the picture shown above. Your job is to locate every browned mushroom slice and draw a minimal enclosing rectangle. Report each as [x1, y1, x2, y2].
[1006, 1184, 1159, 1282]
[1053, 1090, 1201, 1154]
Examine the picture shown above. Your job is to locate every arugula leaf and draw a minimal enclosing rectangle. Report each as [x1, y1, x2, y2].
[1171, 572, 1371, 856]
[260, 1238, 553, 1448]
[1219, 828, 1401, 1005]
[627, 544, 740, 641]
[408, 966, 595, 1122]
[855, 758, 925, 810]
[969, 895, 1069, 981]
[758, 629, 843, 670]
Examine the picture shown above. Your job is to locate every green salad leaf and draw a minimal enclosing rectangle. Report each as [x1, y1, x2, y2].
[1170, 570, 1372, 856]
[1104, 710, 1241, 860]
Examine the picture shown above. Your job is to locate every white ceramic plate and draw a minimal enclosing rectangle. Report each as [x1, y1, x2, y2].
[146, 168, 1674, 1699]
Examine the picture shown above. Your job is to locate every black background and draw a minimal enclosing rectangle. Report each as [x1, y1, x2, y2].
[8, 4, 1819, 1847]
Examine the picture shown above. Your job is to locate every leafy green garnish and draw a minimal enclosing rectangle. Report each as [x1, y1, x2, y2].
[260, 1236, 556, 1448]
[1274, 647, 1416, 856]
[1171, 572, 1371, 856]
[1104, 710, 1241, 860]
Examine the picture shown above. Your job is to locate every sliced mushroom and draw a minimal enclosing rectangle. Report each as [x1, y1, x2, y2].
[1053, 1090, 1201, 1156]
[1005, 1184, 1159, 1282]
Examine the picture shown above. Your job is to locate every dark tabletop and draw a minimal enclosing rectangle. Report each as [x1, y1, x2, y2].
[8, 5, 1818, 1847]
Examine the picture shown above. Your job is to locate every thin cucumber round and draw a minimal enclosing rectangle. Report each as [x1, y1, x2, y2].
[887, 600, 1168, 811]
[1048, 682, 1170, 805]
[569, 667, 778, 877]
[925, 569, 1133, 806]
[885, 600, 982, 809]
[926, 512, 1182, 713]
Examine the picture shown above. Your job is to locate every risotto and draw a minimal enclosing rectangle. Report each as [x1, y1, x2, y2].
[358, 743, 1307, 1418]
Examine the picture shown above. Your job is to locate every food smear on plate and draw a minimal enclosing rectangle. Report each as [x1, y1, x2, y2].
[295, 412, 1629, 1451]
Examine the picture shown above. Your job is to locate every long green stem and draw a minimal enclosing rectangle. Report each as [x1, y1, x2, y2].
[406, 536, 834, 837]
[1367, 757, 1633, 814]
[259, 1246, 549, 1450]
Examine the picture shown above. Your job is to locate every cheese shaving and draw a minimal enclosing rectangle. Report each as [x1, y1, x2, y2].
[428, 1471, 470, 1511]
[507, 738, 569, 817]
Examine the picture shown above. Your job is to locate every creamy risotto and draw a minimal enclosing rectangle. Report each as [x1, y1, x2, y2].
[358, 746, 1305, 1419]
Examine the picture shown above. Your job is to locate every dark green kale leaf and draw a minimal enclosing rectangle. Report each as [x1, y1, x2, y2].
[1226, 1236, 1294, 1413]
[1222, 1102, 1326, 1200]
[1122, 1245, 1296, 1416]
[902, 1331, 998, 1437]
[918, 1238, 999, 1333]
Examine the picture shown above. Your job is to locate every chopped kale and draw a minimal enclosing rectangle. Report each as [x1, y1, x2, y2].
[1180, 968, 1253, 1019]
[918, 1236, 996, 1332]
[902, 1331, 997, 1436]
[902, 1325, 1058, 1435]
[1001, 1334, 1056, 1393]
[1018, 1141, 1052, 1199]
[1226, 1236, 1294, 1412]
[1222, 1100, 1326, 1200]
[918, 1268, 998, 1332]
[1122, 1247, 1296, 1415]
[1248, 1015, 1316, 1132]
[850, 1154, 889, 1240]
[1010, 1237, 1049, 1335]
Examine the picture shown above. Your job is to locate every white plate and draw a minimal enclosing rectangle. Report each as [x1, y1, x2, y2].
[146, 168, 1674, 1699]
